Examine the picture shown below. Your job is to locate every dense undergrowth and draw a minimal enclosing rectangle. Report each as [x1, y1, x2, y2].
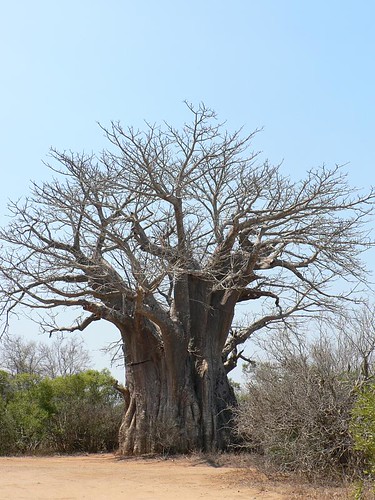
[234, 327, 375, 493]
[0, 369, 124, 454]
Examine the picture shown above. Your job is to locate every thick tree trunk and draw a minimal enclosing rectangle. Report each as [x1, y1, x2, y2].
[118, 336, 236, 455]
[120, 359, 235, 455]
[116, 276, 238, 455]
[117, 282, 237, 455]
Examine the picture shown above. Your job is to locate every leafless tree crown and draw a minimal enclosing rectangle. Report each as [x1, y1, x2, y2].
[0, 335, 91, 377]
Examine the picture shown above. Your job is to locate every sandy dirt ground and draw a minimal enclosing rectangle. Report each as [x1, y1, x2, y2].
[0, 454, 349, 500]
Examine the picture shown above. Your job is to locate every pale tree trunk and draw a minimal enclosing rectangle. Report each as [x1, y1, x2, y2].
[117, 277, 238, 455]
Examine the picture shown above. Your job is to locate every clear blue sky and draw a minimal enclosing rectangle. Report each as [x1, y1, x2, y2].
[1, 1, 374, 381]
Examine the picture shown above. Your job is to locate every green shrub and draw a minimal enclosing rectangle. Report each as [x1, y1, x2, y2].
[0, 369, 124, 455]
[0, 370, 15, 454]
[2, 373, 51, 453]
[351, 383, 375, 475]
[46, 370, 123, 453]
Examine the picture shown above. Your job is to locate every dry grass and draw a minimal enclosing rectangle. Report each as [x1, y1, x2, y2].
[158, 451, 362, 499]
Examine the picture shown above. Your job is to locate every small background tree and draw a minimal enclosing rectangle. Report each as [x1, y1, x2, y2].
[0, 335, 91, 378]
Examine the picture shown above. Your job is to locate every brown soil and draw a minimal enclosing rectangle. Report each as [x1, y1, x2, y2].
[0, 454, 350, 499]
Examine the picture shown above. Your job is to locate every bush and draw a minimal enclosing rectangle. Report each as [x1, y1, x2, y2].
[46, 370, 123, 453]
[0, 370, 16, 454]
[235, 332, 363, 478]
[0, 369, 124, 455]
[351, 383, 375, 475]
[5, 373, 51, 452]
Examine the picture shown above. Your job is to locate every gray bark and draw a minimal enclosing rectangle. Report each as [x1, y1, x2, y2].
[117, 276, 237, 455]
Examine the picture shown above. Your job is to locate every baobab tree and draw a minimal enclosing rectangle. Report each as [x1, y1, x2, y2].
[0, 103, 374, 454]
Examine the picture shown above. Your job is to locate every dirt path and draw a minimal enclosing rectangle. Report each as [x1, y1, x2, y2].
[0, 454, 347, 500]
